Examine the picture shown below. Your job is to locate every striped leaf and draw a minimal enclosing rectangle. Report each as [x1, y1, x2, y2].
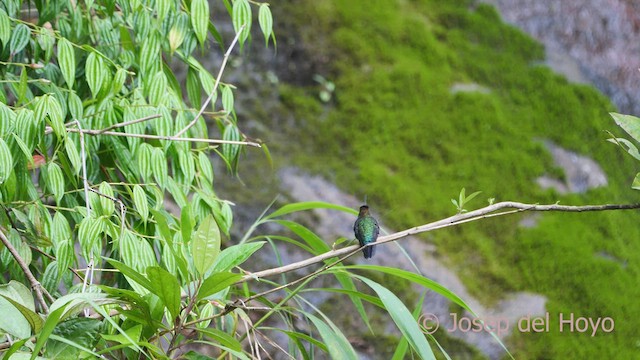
[0, 138, 12, 184]
[258, 4, 273, 46]
[57, 38, 75, 88]
[65, 139, 81, 175]
[111, 67, 127, 95]
[85, 52, 104, 98]
[186, 67, 201, 108]
[197, 152, 213, 185]
[0, 103, 15, 136]
[168, 14, 188, 54]
[67, 91, 83, 120]
[232, 0, 251, 46]
[0, 9, 9, 46]
[14, 109, 37, 153]
[178, 149, 195, 186]
[155, 0, 171, 21]
[10, 23, 30, 55]
[98, 181, 115, 216]
[221, 85, 234, 114]
[148, 71, 167, 106]
[46, 95, 65, 138]
[151, 147, 168, 189]
[136, 143, 153, 182]
[139, 32, 160, 76]
[55, 241, 74, 278]
[132, 185, 149, 223]
[51, 212, 71, 247]
[78, 217, 103, 262]
[46, 163, 65, 204]
[191, 0, 209, 45]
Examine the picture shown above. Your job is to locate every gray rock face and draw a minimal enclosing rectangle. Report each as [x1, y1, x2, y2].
[482, 0, 640, 115]
[536, 141, 608, 194]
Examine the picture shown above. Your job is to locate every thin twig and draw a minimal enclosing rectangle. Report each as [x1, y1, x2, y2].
[0, 228, 50, 313]
[64, 128, 261, 147]
[238, 201, 640, 282]
[96, 114, 161, 134]
[174, 24, 246, 138]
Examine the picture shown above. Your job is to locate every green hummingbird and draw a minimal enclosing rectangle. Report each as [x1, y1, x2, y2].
[354, 205, 379, 259]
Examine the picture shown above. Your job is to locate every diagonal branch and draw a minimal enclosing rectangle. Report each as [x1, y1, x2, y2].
[0, 228, 50, 313]
[174, 24, 246, 138]
[238, 201, 640, 283]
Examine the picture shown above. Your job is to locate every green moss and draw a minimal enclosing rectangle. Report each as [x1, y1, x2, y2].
[274, 0, 640, 358]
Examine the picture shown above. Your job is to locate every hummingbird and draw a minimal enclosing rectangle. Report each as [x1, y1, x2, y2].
[354, 205, 379, 259]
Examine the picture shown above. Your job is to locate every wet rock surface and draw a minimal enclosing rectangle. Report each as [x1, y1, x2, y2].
[481, 0, 640, 115]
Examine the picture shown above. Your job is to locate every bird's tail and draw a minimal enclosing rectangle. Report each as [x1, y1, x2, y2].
[362, 244, 375, 259]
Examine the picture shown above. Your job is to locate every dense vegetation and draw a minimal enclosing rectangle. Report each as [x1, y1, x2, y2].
[274, 0, 640, 358]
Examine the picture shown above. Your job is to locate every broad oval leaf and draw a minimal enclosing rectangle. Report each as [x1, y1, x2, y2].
[197, 272, 241, 300]
[258, 4, 273, 46]
[10, 23, 30, 55]
[85, 52, 104, 98]
[58, 37, 75, 88]
[232, 0, 252, 46]
[191, 0, 209, 45]
[98, 181, 115, 216]
[146, 266, 180, 320]
[0, 9, 10, 46]
[0, 138, 12, 184]
[46, 162, 65, 203]
[132, 185, 149, 223]
[191, 214, 221, 276]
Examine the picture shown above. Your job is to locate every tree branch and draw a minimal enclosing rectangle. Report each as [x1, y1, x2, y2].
[239, 201, 640, 283]
[0, 228, 50, 313]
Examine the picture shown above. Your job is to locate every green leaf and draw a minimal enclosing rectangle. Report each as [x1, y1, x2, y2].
[305, 312, 357, 360]
[198, 152, 214, 184]
[10, 23, 30, 55]
[611, 112, 640, 144]
[46, 162, 65, 204]
[146, 266, 181, 320]
[31, 302, 67, 360]
[232, 0, 252, 46]
[221, 85, 234, 114]
[78, 216, 103, 261]
[211, 242, 265, 272]
[151, 146, 168, 188]
[67, 91, 83, 121]
[65, 139, 81, 175]
[358, 277, 436, 360]
[85, 52, 104, 98]
[197, 272, 242, 300]
[148, 71, 167, 106]
[0, 138, 13, 184]
[58, 37, 75, 88]
[105, 258, 154, 293]
[132, 185, 149, 222]
[632, 173, 640, 190]
[191, 0, 209, 45]
[0, 296, 32, 338]
[98, 181, 115, 216]
[336, 265, 472, 311]
[0, 9, 10, 46]
[46, 95, 65, 138]
[191, 214, 221, 276]
[258, 4, 273, 47]
[265, 201, 357, 220]
[136, 143, 153, 182]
